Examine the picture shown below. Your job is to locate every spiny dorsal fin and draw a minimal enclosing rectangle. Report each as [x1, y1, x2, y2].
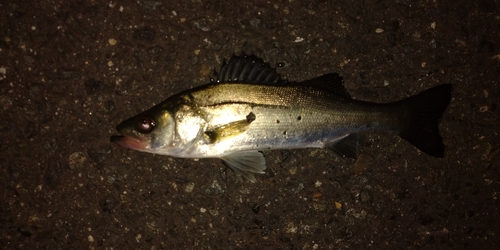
[212, 53, 286, 84]
[300, 73, 351, 99]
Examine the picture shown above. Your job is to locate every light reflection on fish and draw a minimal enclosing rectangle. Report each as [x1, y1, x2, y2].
[111, 53, 452, 182]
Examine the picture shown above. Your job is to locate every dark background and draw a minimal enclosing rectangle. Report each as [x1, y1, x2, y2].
[1, 0, 499, 249]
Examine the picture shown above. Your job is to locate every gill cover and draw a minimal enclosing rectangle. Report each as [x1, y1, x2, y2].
[148, 110, 177, 150]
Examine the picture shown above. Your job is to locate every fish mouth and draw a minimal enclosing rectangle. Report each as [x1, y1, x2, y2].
[110, 134, 148, 150]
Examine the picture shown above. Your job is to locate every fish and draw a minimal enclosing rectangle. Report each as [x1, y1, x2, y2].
[111, 53, 452, 182]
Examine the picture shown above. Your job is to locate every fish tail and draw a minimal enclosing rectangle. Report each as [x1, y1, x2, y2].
[398, 84, 452, 157]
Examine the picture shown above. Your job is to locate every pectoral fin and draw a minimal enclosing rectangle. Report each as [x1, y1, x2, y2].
[205, 112, 256, 143]
[221, 150, 266, 182]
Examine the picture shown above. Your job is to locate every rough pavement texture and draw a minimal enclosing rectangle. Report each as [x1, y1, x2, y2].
[1, 0, 499, 249]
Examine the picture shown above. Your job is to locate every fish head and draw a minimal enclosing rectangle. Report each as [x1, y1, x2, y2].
[111, 108, 177, 154]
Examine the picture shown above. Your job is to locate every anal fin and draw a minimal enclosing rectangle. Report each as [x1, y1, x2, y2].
[327, 134, 362, 159]
[221, 150, 266, 182]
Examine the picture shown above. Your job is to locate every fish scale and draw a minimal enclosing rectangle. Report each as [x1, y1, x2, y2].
[189, 84, 401, 153]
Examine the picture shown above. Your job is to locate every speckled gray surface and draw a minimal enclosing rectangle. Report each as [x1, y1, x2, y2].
[1, 0, 499, 249]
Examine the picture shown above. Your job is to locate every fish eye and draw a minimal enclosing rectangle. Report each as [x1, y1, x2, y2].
[136, 116, 155, 133]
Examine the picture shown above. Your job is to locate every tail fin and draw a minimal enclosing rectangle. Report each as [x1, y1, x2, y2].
[398, 84, 452, 157]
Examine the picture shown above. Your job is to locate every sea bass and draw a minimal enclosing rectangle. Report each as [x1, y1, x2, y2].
[111, 53, 452, 182]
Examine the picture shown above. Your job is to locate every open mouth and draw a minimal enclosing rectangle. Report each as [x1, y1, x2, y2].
[110, 135, 148, 150]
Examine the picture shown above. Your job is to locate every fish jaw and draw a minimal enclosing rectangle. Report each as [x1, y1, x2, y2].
[110, 135, 149, 151]
[110, 117, 151, 151]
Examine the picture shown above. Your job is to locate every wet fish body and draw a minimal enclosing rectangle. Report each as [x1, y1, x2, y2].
[111, 54, 452, 182]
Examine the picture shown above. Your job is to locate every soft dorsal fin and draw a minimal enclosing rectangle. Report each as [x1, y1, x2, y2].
[212, 53, 286, 84]
[300, 73, 351, 99]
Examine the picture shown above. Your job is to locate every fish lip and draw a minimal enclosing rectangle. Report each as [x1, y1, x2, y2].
[110, 134, 148, 150]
